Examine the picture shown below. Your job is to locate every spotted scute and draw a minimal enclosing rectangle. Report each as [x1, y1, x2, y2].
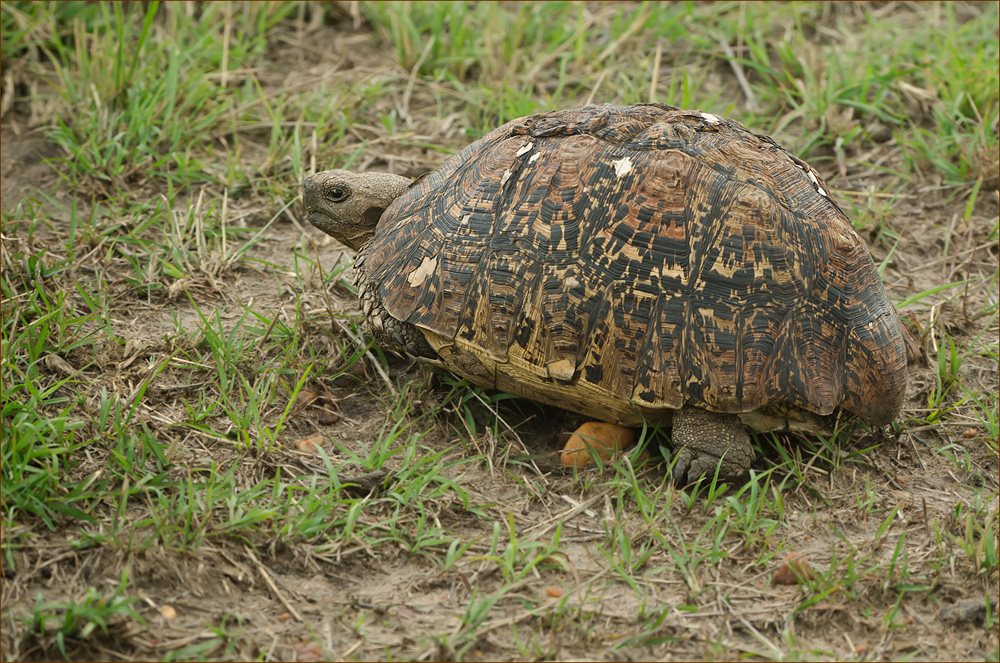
[361, 103, 907, 430]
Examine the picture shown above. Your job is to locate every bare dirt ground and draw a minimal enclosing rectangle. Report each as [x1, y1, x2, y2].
[1, 3, 998, 661]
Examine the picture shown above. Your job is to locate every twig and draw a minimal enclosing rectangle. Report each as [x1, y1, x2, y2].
[911, 239, 995, 269]
[583, 69, 607, 107]
[342, 641, 363, 659]
[283, 206, 309, 236]
[365, 348, 399, 397]
[524, 493, 603, 540]
[597, 5, 650, 63]
[243, 544, 303, 623]
[718, 36, 758, 112]
[400, 36, 435, 129]
[457, 386, 544, 478]
[649, 41, 662, 103]
[906, 431, 928, 471]
[830, 189, 917, 199]
[560, 494, 597, 518]
[331, 316, 399, 397]
[472, 568, 611, 638]
[524, 12, 597, 82]
[221, 4, 232, 88]
[480, 595, 562, 631]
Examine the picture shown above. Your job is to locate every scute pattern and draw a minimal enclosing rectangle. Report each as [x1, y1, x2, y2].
[363, 103, 907, 428]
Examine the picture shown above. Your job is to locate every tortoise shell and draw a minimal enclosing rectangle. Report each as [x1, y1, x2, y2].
[360, 103, 907, 429]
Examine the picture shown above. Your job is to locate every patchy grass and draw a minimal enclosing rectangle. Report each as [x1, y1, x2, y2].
[1, 1, 998, 661]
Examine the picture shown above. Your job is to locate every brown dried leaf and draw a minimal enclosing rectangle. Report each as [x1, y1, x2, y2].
[296, 435, 324, 454]
[773, 552, 816, 585]
[396, 605, 418, 620]
[44, 353, 76, 377]
[292, 642, 323, 662]
[296, 390, 319, 405]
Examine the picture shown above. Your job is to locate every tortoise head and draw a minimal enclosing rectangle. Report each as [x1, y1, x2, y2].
[302, 170, 412, 251]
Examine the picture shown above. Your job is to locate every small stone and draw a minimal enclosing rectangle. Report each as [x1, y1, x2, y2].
[318, 406, 339, 425]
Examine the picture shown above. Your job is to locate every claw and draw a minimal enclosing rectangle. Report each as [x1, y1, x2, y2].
[671, 448, 694, 485]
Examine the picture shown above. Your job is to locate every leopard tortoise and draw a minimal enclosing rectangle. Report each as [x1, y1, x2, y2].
[303, 103, 908, 482]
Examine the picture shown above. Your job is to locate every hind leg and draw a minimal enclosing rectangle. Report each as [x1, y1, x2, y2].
[671, 406, 754, 484]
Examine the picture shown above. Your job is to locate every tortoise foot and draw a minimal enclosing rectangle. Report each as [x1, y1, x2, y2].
[671, 407, 754, 484]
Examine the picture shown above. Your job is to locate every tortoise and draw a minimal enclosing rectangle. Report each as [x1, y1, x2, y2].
[302, 103, 908, 482]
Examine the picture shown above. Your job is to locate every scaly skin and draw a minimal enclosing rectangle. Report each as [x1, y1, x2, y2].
[302, 170, 436, 359]
[671, 407, 754, 483]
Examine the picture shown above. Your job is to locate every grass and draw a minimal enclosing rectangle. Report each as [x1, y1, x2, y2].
[1, 1, 998, 661]
[25, 579, 144, 659]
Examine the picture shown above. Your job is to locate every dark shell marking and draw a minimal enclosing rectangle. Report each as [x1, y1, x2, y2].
[362, 103, 907, 429]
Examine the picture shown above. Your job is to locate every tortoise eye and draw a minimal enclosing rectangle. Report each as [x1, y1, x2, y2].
[326, 185, 349, 203]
